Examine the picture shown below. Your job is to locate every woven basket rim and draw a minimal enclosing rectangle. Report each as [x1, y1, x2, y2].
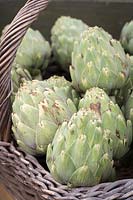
[0, 141, 133, 200]
[0, 0, 133, 199]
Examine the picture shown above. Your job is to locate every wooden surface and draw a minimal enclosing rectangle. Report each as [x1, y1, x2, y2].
[0, 184, 14, 200]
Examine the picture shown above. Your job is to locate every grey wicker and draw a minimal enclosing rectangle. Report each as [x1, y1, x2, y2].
[0, 0, 133, 200]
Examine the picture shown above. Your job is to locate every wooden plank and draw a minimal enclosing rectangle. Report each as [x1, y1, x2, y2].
[0, 184, 14, 200]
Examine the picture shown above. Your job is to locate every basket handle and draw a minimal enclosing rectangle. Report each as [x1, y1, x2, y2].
[0, 0, 49, 142]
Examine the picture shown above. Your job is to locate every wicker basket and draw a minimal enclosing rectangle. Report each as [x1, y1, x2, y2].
[0, 0, 133, 199]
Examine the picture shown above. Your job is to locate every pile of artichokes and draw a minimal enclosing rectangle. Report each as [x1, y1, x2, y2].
[2, 16, 132, 187]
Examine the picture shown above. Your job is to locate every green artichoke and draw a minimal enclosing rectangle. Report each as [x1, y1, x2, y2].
[79, 87, 132, 159]
[125, 91, 133, 124]
[120, 20, 133, 55]
[130, 56, 133, 84]
[112, 55, 133, 107]
[126, 55, 133, 93]
[12, 77, 78, 155]
[11, 66, 32, 94]
[11, 66, 32, 102]
[47, 108, 115, 187]
[70, 26, 130, 93]
[51, 16, 88, 72]
[12, 28, 51, 79]
[45, 75, 79, 107]
[46, 75, 73, 88]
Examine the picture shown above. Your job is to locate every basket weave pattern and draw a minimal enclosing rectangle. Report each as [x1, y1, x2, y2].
[0, 1, 133, 200]
[0, 142, 133, 200]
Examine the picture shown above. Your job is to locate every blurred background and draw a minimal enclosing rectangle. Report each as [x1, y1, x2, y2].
[0, 0, 133, 40]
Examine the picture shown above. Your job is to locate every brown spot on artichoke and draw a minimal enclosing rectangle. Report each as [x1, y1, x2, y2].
[90, 102, 101, 115]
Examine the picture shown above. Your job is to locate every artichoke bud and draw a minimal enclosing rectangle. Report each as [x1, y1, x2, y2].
[11, 67, 32, 102]
[11, 27, 51, 79]
[51, 16, 88, 71]
[46, 108, 115, 187]
[79, 87, 132, 159]
[12, 77, 78, 155]
[120, 20, 133, 54]
[71, 26, 130, 92]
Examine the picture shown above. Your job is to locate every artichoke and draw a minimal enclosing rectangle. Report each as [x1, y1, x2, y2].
[112, 55, 133, 107]
[12, 77, 78, 155]
[12, 28, 51, 79]
[45, 75, 79, 107]
[130, 56, 133, 84]
[79, 87, 132, 159]
[120, 20, 133, 55]
[47, 108, 115, 187]
[125, 55, 133, 93]
[70, 26, 130, 93]
[46, 75, 74, 88]
[51, 16, 88, 72]
[125, 91, 133, 124]
[11, 66, 32, 94]
[11, 66, 32, 102]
